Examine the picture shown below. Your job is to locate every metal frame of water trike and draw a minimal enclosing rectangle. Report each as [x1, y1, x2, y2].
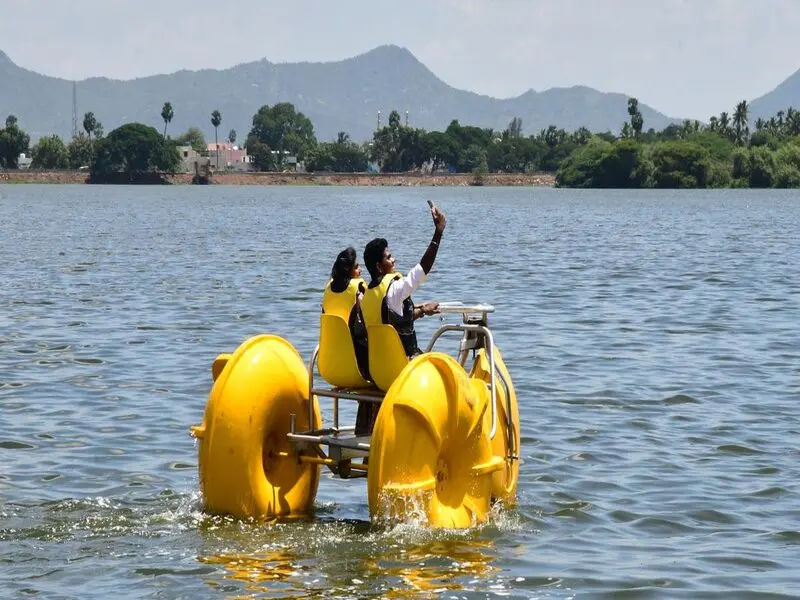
[286, 303, 517, 477]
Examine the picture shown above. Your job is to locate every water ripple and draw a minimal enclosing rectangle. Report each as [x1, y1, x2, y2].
[1, 186, 798, 598]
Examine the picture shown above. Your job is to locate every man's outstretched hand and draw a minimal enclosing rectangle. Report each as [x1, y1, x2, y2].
[431, 206, 446, 235]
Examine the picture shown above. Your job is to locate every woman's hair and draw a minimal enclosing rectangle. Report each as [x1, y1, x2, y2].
[331, 246, 357, 283]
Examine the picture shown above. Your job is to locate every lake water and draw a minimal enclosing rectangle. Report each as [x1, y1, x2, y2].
[1, 185, 798, 599]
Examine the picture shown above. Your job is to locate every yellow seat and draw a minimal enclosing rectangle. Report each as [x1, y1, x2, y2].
[367, 324, 409, 392]
[318, 314, 371, 389]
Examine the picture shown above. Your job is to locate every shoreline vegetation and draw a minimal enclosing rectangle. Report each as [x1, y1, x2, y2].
[2, 98, 800, 188]
[0, 170, 555, 186]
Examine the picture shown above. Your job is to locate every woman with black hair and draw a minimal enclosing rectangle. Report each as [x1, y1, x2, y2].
[321, 246, 370, 382]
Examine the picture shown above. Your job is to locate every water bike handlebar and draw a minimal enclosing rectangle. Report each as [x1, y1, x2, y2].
[436, 302, 495, 314]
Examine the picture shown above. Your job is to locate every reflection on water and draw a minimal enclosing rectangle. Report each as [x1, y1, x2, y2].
[368, 538, 498, 598]
[199, 549, 304, 596]
[197, 526, 502, 598]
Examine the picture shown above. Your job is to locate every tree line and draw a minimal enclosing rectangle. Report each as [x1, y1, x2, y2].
[0, 111, 104, 170]
[557, 99, 800, 188]
[2, 98, 800, 188]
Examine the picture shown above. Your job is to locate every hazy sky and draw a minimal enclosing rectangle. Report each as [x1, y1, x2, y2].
[2, 0, 799, 119]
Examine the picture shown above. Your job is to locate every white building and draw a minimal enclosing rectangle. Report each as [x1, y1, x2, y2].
[17, 153, 32, 169]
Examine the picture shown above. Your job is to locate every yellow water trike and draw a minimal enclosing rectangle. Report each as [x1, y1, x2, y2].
[189, 302, 520, 528]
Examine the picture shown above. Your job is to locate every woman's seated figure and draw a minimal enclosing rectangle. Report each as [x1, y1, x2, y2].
[321, 246, 370, 382]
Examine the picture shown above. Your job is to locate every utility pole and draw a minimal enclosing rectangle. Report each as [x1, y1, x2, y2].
[72, 81, 78, 139]
[377, 110, 381, 131]
[405, 110, 409, 127]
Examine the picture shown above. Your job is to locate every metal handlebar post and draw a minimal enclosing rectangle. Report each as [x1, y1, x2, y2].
[308, 345, 319, 430]
[456, 329, 471, 367]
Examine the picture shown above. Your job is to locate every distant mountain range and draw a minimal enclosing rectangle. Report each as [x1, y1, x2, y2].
[0, 45, 796, 143]
[749, 68, 800, 122]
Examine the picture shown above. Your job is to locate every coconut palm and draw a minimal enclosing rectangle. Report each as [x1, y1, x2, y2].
[211, 110, 222, 169]
[82, 112, 97, 140]
[785, 107, 800, 136]
[732, 100, 749, 146]
[718, 112, 731, 139]
[161, 102, 174, 139]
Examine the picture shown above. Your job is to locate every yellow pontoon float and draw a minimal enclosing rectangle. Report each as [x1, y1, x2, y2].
[189, 302, 520, 528]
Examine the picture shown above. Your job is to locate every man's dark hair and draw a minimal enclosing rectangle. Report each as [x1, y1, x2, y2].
[363, 237, 388, 281]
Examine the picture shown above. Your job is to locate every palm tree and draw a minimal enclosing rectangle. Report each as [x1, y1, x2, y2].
[732, 100, 749, 146]
[211, 110, 222, 169]
[507, 116, 523, 138]
[680, 120, 696, 138]
[228, 129, 236, 145]
[786, 107, 800, 136]
[82, 112, 97, 140]
[768, 117, 778, 134]
[718, 112, 731, 139]
[161, 102, 174, 139]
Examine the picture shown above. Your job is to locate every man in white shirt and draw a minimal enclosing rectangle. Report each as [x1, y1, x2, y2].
[361, 205, 447, 357]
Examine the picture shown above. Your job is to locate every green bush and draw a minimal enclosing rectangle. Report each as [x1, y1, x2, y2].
[555, 138, 613, 187]
[748, 130, 779, 150]
[731, 148, 749, 180]
[747, 147, 775, 188]
[773, 143, 800, 187]
[556, 138, 649, 188]
[774, 164, 800, 188]
[650, 141, 711, 188]
[706, 160, 732, 188]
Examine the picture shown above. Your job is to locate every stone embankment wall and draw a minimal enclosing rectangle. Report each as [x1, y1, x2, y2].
[0, 170, 89, 184]
[0, 170, 556, 187]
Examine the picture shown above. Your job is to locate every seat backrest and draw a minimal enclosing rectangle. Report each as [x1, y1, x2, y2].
[367, 324, 409, 392]
[318, 314, 371, 389]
